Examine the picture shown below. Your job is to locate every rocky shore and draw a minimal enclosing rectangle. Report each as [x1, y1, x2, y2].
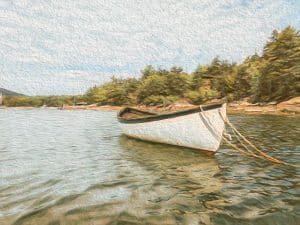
[3, 97, 299, 116]
[58, 97, 300, 116]
[227, 97, 300, 115]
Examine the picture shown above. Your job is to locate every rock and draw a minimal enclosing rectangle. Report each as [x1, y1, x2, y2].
[278, 97, 300, 106]
[245, 108, 263, 112]
[267, 101, 277, 105]
[277, 97, 300, 113]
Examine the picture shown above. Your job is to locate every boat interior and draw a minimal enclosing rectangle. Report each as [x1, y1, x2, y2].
[119, 108, 158, 119]
[118, 103, 224, 122]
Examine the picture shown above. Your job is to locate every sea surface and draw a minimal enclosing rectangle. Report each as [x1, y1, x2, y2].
[0, 108, 299, 225]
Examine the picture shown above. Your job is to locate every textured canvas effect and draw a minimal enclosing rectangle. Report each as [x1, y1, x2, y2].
[1, 1, 300, 225]
[1, 0, 299, 95]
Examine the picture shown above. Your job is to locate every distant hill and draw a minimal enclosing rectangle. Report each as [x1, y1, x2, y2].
[0, 88, 25, 96]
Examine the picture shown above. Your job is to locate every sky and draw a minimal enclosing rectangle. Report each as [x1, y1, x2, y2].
[0, 0, 299, 95]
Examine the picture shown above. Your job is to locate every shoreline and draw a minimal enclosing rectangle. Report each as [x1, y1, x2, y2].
[227, 97, 300, 116]
[2, 97, 299, 116]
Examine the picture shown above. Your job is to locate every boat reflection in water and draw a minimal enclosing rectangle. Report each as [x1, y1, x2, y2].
[8, 136, 224, 225]
[116, 135, 224, 224]
[119, 134, 223, 193]
[1, 110, 298, 225]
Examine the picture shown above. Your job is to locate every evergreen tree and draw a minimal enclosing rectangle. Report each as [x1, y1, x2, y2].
[234, 66, 251, 99]
[256, 26, 300, 102]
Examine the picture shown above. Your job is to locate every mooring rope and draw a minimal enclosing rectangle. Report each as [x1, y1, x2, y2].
[199, 105, 299, 167]
[218, 111, 290, 165]
[199, 106, 268, 161]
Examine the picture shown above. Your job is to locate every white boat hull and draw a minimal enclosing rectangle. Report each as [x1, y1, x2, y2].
[119, 104, 226, 153]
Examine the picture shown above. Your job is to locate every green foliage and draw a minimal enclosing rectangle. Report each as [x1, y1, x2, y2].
[242, 54, 264, 100]
[84, 65, 191, 106]
[137, 74, 168, 103]
[191, 65, 208, 89]
[136, 67, 190, 104]
[163, 69, 190, 97]
[255, 26, 300, 102]
[43, 96, 74, 107]
[4, 26, 299, 107]
[86, 77, 139, 105]
[185, 88, 219, 105]
[3, 96, 74, 107]
[141, 65, 156, 79]
[233, 66, 252, 99]
[142, 95, 179, 106]
[208, 60, 238, 97]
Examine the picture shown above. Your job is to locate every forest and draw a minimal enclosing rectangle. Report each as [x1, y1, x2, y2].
[3, 26, 300, 107]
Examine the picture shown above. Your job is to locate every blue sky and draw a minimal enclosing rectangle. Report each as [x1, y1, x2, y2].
[0, 0, 299, 95]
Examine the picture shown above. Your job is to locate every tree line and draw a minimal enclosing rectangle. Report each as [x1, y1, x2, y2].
[3, 95, 85, 107]
[4, 26, 300, 107]
[85, 26, 299, 106]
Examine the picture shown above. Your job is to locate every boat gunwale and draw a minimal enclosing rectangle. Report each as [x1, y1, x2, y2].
[117, 102, 225, 124]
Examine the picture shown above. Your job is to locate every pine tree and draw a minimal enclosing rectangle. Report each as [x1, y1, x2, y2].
[256, 26, 300, 102]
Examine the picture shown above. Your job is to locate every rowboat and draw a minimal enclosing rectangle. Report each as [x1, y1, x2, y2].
[117, 102, 227, 154]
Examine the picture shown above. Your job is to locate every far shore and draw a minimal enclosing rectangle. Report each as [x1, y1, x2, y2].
[3, 97, 299, 116]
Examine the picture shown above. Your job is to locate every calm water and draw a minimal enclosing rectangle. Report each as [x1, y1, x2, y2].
[0, 109, 299, 225]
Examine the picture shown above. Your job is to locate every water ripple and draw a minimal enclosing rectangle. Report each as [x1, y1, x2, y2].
[0, 109, 299, 225]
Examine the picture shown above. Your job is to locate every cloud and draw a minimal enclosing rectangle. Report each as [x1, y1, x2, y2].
[0, 0, 299, 95]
